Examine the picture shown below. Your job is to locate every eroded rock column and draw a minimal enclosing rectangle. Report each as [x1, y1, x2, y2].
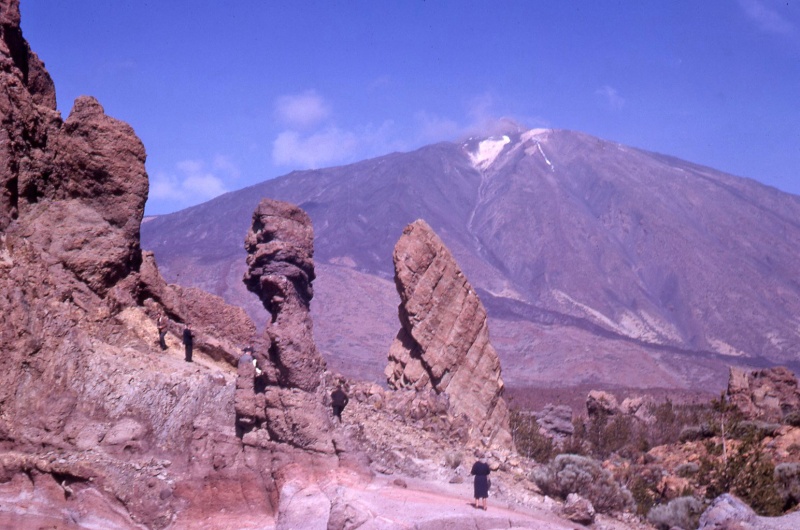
[239, 198, 332, 453]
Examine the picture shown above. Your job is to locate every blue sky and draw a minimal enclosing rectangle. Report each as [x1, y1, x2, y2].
[20, 1, 800, 215]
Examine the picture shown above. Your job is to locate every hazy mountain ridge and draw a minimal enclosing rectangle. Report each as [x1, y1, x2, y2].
[142, 128, 800, 389]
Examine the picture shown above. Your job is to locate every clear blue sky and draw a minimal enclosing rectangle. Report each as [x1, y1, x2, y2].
[20, 1, 800, 215]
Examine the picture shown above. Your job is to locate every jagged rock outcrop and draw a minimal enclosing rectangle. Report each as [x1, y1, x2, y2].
[728, 366, 800, 422]
[385, 219, 512, 449]
[238, 198, 333, 453]
[0, 3, 279, 526]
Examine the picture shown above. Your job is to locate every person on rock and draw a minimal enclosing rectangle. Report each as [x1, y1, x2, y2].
[471, 456, 491, 511]
[156, 310, 168, 350]
[183, 323, 193, 362]
[330, 385, 349, 423]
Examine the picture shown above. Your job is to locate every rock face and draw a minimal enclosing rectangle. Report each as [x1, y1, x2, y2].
[385, 219, 512, 448]
[238, 198, 333, 453]
[728, 366, 800, 422]
[0, 3, 284, 526]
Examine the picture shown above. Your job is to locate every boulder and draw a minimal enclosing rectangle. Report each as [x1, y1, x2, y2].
[384, 219, 511, 449]
[562, 493, 595, 525]
[536, 404, 574, 441]
[728, 366, 800, 422]
[586, 390, 619, 417]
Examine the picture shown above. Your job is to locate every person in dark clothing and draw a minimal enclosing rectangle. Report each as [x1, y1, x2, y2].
[471, 459, 491, 510]
[156, 311, 168, 350]
[183, 323, 193, 362]
[330, 385, 349, 422]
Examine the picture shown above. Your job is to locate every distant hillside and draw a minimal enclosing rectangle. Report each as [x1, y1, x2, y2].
[141, 127, 800, 390]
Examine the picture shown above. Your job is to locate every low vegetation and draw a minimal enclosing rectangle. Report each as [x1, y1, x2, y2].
[511, 393, 800, 519]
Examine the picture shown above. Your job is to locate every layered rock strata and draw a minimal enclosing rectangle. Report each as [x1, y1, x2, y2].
[385, 219, 512, 448]
[239, 198, 333, 453]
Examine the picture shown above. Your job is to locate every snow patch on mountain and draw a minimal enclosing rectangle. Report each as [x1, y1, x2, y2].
[468, 135, 511, 171]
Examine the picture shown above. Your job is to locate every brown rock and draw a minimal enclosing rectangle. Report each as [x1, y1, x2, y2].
[240, 198, 333, 453]
[385, 219, 512, 449]
[244, 198, 325, 391]
[728, 366, 800, 422]
[0, 5, 275, 527]
[562, 493, 595, 525]
[586, 390, 620, 417]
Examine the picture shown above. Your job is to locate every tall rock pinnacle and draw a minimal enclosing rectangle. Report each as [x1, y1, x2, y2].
[241, 198, 332, 453]
[385, 219, 512, 448]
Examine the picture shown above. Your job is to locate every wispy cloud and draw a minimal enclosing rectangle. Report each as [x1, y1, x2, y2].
[738, 0, 795, 35]
[595, 85, 625, 111]
[274, 90, 331, 130]
[270, 90, 538, 170]
[272, 128, 359, 168]
[150, 157, 233, 206]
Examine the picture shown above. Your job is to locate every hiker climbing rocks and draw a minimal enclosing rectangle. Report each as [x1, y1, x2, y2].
[183, 323, 193, 362]
[156, 310, 168, 350]
[471, 456, 491, 511]
[331, 385, 349, 422]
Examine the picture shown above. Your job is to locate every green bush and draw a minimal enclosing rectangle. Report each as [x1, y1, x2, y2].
[510, 408, 555, 462]
[532, 454, 634, 514]
[646, 496, 704, 530]
[699, 435, 784, 516]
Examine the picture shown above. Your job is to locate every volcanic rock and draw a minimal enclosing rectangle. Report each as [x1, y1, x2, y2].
[727, 366, 800, 423]
[586, 390, 620, 417]
[536, 404, 575, 441]
[385, 219, 512, 449]
[0, 2, 283, 526]
[239, 198, 333, 453]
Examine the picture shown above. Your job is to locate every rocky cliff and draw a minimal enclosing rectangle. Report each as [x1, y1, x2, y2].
[385, 219, 512, 449]
[0, 1, 286, 526]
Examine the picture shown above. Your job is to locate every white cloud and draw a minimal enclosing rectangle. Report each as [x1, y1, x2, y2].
[414, 111, 462, 143]
[272, 128, 359, 168]
[739, 0, 795, 35]
[150, 157, 232, 206]
[274, 90, 331, 129]
[595, 85, 625, 111]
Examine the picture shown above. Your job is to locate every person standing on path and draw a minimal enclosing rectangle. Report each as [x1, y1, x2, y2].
[330, 385, 349, 423]
[156, 311, 168, 350]
[471, 458, 491, 511]
[183, 323, 193, 362]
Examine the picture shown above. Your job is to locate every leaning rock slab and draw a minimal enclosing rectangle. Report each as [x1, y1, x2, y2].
[385, 219, 512, 449]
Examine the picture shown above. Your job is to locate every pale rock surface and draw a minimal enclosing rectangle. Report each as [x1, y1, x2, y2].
[562, 493, 595, 525]
[697, 493, 800, 530]
[385, 219, 512, 449]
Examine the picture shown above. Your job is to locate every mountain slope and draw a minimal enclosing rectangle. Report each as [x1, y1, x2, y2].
[141, 127, 800, 390]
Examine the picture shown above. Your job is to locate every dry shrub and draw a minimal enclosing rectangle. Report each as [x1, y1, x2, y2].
[646, 496, 704, 530]
[532, 454, 634, 514]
